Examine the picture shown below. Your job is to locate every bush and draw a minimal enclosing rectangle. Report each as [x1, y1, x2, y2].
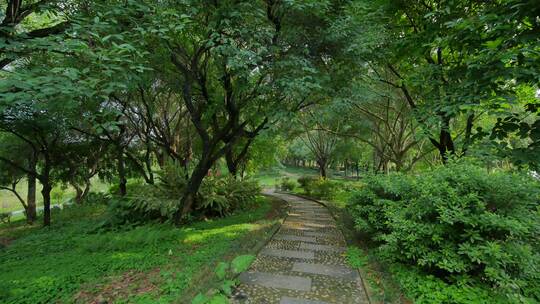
[103, 163, 261, 227]
[348, 162, 540, 300]
[297, 175, 318, 195]
[103, 193, 178, 228]
[81, 192, 110, 205]
[310, 178, 339, 200]
[0, 212, 11, 224]
[278, 177, 296, 191]
[107, 179, 144, 195]
[198, 176, 261, 216]
[297, 176, 339, 200]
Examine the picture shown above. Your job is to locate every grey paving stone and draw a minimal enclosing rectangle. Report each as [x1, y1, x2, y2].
[280, 296, 329, 304]
[303, 231, 336, 238]
[274, 234, 318, 243]
[292, 262, 359, 280]
[300, 243, 346, 252]
[261, 248, 315, 259]
[282, 226, 317, 231]
[239, 272, 312, 291]
[289, 222, 335, 228]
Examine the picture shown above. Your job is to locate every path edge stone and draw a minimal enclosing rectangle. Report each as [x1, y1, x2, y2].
[231, 192, 290, 282]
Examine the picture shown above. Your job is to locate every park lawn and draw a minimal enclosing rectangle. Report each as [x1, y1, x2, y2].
[0, 178, 111, 213]
[0, 196, 283, 304]
[254, 166, 319, 187]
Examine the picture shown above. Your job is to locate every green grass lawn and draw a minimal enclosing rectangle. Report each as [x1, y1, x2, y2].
[0, 196, 283, 304]
[253, 166, 319, 187]
[0, 178, 111, 213]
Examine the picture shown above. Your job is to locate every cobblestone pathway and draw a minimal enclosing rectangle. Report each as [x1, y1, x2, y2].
[233, 193, 369, 304]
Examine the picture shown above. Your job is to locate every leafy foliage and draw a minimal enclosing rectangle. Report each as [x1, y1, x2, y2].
[297, 176, 339, 200]
[192, 255, 255, 304]
[278, 177, 297, 191]
[103, 165, 262, 227]
[348, 162, 540, 301]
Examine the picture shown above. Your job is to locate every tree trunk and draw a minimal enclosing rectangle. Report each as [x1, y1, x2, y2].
[175, 159, 212, 224]
[317, 159, 327, 178]
[225, 149, 238, 177]
[40, 162, 52, 227]
[41, 181, 52, 226]
[26, 170, 37, 224]
[73, 183, 83, 204]
[117, 148, 127, 196]
[433, 116, 456, 163]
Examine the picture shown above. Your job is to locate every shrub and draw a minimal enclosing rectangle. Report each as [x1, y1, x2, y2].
[107, 179, 144, 195]
[0, 212, 11, 224]
[310, 178, 339, 200]
[102, 194, 178, 228]
[81, 192, 110, 205]
[279, 177, 296, 191]
[297, 175, 317, 195]
[297, 176, 339, 200]
[348, 162, 540, 300]
[103, 163, 261, 227]
[198, 176, 261, 216]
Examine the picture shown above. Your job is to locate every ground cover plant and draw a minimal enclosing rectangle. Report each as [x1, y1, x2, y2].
[0, 195, 281, 304]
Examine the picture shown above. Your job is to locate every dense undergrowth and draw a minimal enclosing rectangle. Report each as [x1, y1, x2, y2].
[348, 162, 540, 303]
[0, 194, 278, 304]
[104, 163, 261, 228]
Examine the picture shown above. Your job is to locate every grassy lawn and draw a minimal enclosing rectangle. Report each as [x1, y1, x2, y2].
[253, 166, 319, 187]
[0, 195, 284, 304]
[0, 178, 111, 213]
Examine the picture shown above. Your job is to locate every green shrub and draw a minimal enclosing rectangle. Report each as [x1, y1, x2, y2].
[107, 179, 144, 195]
[0, 212, 11, 224]
[81, 192, 110, 205]
[390, 264, 507, 304]
[310, 178, 339, 200]
[279, 177, 296, 191]
[348, 162, 540, 300]
[297, 175, 317, 195]
[103, 163, 261, 227]
[198, 176, 261, 216]
[297, 176, 339, 200]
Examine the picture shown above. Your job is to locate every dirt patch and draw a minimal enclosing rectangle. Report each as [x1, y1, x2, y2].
[74, 268, 160, 304]
[0, 237, 12, 248]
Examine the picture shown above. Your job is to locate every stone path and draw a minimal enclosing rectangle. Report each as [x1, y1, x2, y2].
[234, 193, 369, 304]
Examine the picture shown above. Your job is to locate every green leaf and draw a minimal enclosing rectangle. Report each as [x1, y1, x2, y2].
[215, 262, 229, 280]
[191, 293, 209, 304]
[231, 255, 255, 274]
[209, 294, 229, 304]
[220, 279, 236, 296]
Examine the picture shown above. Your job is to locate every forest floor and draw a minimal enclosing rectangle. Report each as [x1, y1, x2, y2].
[234, 192, 369, 304]
[0, 195, 285, 304]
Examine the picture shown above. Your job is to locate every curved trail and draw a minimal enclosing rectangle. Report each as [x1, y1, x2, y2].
[234, 192, 369, 304]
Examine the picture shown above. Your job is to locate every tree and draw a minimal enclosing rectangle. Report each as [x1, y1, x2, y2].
[119, 0, 329, 221]
[333, 0, 539, 164]
[0, 0, 69, 69]
[0, 136, 35, 222]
